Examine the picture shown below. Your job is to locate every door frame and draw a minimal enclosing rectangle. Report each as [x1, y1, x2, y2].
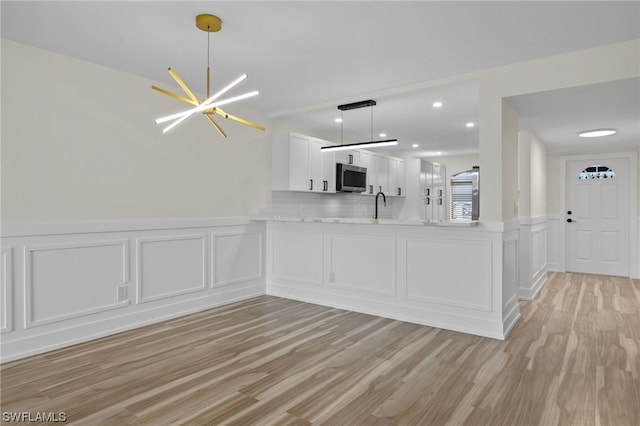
[559, 151, 638, 278]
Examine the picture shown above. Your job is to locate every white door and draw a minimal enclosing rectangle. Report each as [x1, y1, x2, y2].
[566, 157, 630, 276]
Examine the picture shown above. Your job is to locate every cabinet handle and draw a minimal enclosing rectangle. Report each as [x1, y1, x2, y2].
[309, 179, 313, 191]
[348, 154, 353, 165]
[438, 198, 443, 205]
[426, 188, 430, 196]
[426, 198, 431, 205]
[397, 187, 401, 196]
[323, 180, 328, 191]
[369, 185, 373, 194]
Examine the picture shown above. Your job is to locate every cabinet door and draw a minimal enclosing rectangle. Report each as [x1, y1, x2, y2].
[397, 159, 405, 196]
[388, 158, 398, 196]
[321, 144, 336, 193]
[376, 155, 389, 194]
[289, 133, 311, 191]
[308, 138, 324, 192]
[360, 151, 375, 195]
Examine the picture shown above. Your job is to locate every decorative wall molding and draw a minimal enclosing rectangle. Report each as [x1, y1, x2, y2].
[328, 234, 397, 297]
[270, 230, 324, 286]
[0, 248, 13, 333]
[1, 218, 265, 363]
[212, 231, 262, 287]
[517, 217, 548, 300]
[24, 240, 130, 328]
[404, 238, 493, 311]
[135, 234, 208, 304]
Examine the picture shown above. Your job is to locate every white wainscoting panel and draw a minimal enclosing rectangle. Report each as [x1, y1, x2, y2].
[328, 234, 396, 296]
[136, 235, 207, 304]
[546, 215, 561, 272]
[518, 218, 548, 300]
[0, 248, 12, 333]
[25, 240, 129, 328]
[266, 220, 513, 340]
[405, 238, 492, 311]
[0, 218, 266, 363]
[271, 230, 323, 286]
[213, 232, 262, 287]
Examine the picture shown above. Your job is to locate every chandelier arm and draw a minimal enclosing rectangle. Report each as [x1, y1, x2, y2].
[214, 108, 266, 131]
[205, 114, 228, 138]
[152, 86, 199, 106]
[167, 68, 199, 104]
[156, 90, 258, 124]
[161, 110, 195, 133]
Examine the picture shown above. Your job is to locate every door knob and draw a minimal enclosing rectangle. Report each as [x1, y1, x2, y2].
[567, 210, 572, 215]
[567, 218, 575, 223]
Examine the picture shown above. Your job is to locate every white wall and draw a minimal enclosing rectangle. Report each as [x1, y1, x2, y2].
[1, 40, 272, 223]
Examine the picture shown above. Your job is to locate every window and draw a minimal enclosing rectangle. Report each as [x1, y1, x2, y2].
[450, 168, 479, 221]
[578, 164, 616, 180]
[451, 180, 473, 219]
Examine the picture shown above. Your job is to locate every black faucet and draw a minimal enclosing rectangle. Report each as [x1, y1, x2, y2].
[375, 191, 387, 220]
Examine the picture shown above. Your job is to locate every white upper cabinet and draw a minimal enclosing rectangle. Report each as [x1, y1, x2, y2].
[376, 155, 389, 194]
[273, 132, 404, 196]
[272, 133, 335, 193]
[388, 157, 405, 197]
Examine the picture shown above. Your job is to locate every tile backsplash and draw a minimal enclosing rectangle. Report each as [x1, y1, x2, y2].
[260, 191, 404, 219]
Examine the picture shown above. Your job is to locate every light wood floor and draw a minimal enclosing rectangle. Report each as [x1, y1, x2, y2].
[1, 272, 639, 425]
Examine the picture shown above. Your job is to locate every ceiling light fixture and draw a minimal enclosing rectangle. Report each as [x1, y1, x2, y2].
[152, 14, 265, 137]
[335, 118, 343, 123]
[433, 101, 443, 108]
[412, 144, 419, 148]
[466, 122, 475, 128]
[578, 128, 617, 138]
[321, 100, 398, 152]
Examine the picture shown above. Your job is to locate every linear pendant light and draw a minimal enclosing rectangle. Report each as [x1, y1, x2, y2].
[321, 100, 398, 152]
[152, 14, 265, 137]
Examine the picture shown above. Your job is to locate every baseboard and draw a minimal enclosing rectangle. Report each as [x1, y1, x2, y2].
[517, 269, 548, 301]
[267, 282, 508, 340]
[1, 285, 264, 363]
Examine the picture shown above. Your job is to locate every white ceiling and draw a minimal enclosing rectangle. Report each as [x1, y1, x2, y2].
[2, 1, 639, 157]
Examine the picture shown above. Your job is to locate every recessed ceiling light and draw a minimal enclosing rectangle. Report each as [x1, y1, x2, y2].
[432, 101, 443, 108]
[379, 133, 387, 137]
[335, 118, 343, 123]
[412, 144, 419, 148]
[578, 128, 616, 138]
[466, 122, 475, 128]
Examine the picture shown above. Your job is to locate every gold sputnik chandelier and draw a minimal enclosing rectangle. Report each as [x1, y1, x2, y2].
[152, 14, 265, 137]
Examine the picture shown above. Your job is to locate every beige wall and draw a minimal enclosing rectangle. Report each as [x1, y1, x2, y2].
[529, 133, 547, 217]
[476, 39, 639, 222]
[1, 40, 271, 223]
[518, 131, 548, 218]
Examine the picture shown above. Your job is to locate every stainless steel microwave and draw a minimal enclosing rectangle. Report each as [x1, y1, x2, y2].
[336, 163, 367, 192]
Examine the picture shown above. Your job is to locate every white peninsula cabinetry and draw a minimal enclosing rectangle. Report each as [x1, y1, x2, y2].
[265, 219, 520, 340]
[272, 132, 336, 193]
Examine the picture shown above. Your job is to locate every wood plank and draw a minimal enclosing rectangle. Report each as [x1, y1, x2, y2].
[1, 275, 639, 425]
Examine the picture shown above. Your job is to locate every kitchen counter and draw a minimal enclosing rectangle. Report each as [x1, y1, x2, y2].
[252, 216, 479, 227]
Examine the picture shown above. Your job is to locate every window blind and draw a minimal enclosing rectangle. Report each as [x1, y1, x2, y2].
[451, 180, 473, 220]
